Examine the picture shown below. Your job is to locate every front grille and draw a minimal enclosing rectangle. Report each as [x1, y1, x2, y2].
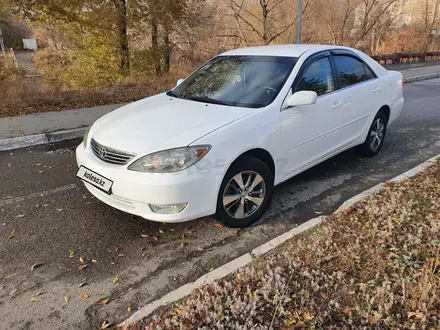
[90, 138, 136, 165]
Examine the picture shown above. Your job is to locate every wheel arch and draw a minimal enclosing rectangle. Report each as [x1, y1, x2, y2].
[231, 148, 276, 177]
[378, 105, 391, 124]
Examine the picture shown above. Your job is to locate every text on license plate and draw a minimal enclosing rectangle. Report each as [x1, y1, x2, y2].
[76, 166, 113, 193]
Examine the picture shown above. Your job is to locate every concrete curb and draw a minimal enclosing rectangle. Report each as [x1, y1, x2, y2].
[404, 73, 440, 83]
[336, 153, 440, 213]
[118, 216, 328, 327]
[118, 154, 439, 328]
[0, 127, 85, 152]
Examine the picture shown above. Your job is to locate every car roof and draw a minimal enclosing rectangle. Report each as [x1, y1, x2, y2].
[220, 44, 345, 57]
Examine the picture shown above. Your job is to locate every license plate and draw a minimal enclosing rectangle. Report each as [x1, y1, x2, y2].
[76, 166, 113, 194]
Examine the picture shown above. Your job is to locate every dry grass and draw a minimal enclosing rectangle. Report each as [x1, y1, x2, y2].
[0, 69, 189, 118]
[121, 161, 440, 330]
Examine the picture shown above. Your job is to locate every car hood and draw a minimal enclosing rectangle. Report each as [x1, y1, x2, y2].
[90, 93, 254, 156]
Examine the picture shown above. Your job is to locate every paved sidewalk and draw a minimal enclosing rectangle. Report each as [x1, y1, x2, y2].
[1, 61, 440, 151]
[0, 104, 123, 140]
[385, 61, 440, 79]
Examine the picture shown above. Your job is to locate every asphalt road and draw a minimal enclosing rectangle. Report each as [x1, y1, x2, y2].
[1, 79, 440, 330]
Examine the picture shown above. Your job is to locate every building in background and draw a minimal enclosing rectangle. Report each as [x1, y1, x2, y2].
[23, 39, 38, 50]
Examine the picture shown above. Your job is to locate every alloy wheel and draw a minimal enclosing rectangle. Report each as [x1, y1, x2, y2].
[222, 171, 266, 219]
[369, 117, 385, 151]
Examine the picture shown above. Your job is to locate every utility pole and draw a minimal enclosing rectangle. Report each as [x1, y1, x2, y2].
[0, 28, 6, 67]
[296, 0, 303, 44]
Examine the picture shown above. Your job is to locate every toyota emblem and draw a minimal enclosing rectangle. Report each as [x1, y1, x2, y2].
[99, 147, 107, 158]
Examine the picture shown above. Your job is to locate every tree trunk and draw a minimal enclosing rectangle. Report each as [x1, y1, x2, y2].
[151, 20, 161, 75]
[163, 27, 170, 73]
[113, 0, 130, 76]
[261, 2, 269, 44]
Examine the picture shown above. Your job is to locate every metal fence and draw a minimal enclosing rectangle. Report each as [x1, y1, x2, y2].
[372, 52, 440, 65]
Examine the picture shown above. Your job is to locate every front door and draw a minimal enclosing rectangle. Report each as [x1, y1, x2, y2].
[280, 54, 344, 179]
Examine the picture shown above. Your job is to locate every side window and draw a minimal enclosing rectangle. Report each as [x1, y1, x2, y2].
[364, 64, 376, 80]
[297, 57, 335, 96]
[333, 55, 372, 88]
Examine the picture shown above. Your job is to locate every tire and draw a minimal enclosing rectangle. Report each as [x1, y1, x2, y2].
[356, 111, 388, 157]
[215, 156, 274, 228]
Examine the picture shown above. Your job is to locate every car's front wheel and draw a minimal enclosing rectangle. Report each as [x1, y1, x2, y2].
[215, 156, 274, 228]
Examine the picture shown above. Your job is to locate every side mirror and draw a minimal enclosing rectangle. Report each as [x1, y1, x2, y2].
[286, 91, 318, 107]
[175, 79, 184, 88]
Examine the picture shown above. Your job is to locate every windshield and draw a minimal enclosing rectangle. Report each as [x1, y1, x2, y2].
[169, 55, 298, 108]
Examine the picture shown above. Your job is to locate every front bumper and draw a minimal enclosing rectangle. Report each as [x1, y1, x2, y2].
[76, 143, 227, 223]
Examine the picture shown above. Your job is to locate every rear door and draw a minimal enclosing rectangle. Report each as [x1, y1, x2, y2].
[331, 51, 382, 144]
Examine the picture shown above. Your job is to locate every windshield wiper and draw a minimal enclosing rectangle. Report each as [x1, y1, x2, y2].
[166, 90, 180, 98]
[186, 96, 229, 106]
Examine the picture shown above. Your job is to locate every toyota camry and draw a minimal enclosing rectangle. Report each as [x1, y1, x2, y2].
[76, 45, 404, 228]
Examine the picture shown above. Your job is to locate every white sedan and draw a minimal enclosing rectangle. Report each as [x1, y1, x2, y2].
[76, 45, 404, 228]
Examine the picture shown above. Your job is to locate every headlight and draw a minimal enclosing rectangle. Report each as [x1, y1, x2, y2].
[128, 145, 211, 173]
[83, 127, 91, 147]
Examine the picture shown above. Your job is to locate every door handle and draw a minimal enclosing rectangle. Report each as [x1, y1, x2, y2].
[374, 86, 382, 93]
[332, 101, 343, 109]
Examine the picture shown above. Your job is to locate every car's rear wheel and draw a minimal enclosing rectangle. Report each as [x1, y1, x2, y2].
[357, 111, 388, 157]
[215, 156, 273, 228]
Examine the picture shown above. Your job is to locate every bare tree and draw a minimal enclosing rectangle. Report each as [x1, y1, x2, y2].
[225, 0, 308, 45]
[309, 0, 399, 47]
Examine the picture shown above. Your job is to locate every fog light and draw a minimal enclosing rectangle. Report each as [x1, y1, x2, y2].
[150, 203, 188, 214]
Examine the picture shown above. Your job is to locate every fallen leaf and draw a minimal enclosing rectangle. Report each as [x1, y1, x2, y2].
[127, 303, 132, 313]
[30, 263, 44, 271]
[4, 273, 16, 279]
[35, 204, 40, 209]
[141, 253, 146, 257]
[169, 229, 175, 232]
[140, 247, 145, 251]
[214, 223, 223, 228]
[408, 312, 424, 319]
[35, 292, 44, 296]
[141, 234, 149, 238]
[153, 236, 158, 241]
[64, 295, 70, 304]
[209, 267, 214, 272]
[91, 259, 97, 263]
[101, 321, 112, 329]
[79, 294, 89, 299]
[8, 230, 15, 239]
[180, 242, 185, 249]
[79, 257, 84, 263]
[69, 250, 75, 258]
[34, 163, 42, 166]
[159, 229, 165, 234]
[8, 288, 17, 296]
[97, 298, 109, 305]
[118, 253, 124, 257]
[31, 297, 42, 302]
[16, 214, 25, 218]
[196, 247, 204, 252]
[78, 265, 87, 271]
[314, 211, 323, 215]
[39, 171, 44, 174]
[78, 282, 87, 288]
[112, 277, 119, 285]
[56, 208, 63, 212]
